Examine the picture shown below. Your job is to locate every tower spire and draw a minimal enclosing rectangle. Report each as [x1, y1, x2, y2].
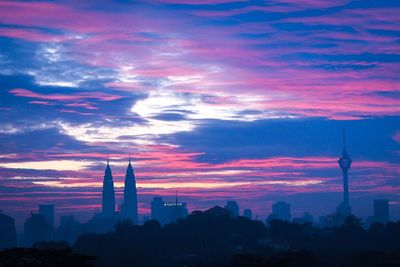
[122, 153, 138, 224]
[343, 129, 346, 151]
[102, 154, 115, 216]
[337, 130, 352, 217]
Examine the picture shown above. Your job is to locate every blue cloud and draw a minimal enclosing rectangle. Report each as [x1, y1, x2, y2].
[161, 117, 400, 163]
[0, 128, 87, 153]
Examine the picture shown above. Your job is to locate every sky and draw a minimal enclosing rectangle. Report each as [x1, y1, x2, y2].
[0, 0, 399, 230]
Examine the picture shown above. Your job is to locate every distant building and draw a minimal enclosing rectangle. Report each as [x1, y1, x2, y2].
[243, 209, 252, 219]
[165, 201, 188, 223]
[0, 211, 17, 249]
[224, 201, 239, 217]
[151, 197, 166, 224]
[88, 211, 122, 234]
[318, 216, 328, 227]
[39, 204, 55, 227]
[60, 215, 78, 228]
[293, 212, 313, 224]
[272, 201, 291, 222]
[58, 215, 80, 245]
[374, 199, 389, 224]
[22, 213, 55, 247]
[151, 195, 188, 225]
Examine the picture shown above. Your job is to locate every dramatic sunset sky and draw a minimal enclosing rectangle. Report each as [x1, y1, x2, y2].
[0, 0, 399, 229]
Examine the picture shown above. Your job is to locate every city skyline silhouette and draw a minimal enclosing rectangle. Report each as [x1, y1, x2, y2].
[0, 134, 395, 239]
[0, 1, 399, 265]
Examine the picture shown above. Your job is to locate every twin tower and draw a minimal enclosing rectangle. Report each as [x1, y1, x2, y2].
[102, 156, 138, 224]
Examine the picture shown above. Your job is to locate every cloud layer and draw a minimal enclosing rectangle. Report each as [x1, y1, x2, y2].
[0, 0, 399, 228]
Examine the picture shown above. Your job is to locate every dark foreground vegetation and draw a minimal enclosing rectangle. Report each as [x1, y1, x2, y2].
[0, 246, 94, 267]
[1, 207, 399, 267]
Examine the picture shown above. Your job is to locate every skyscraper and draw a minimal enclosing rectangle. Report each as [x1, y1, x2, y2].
[22, 213, 55, 247]
[272, 201, 291, 222]
[337, 131, 352, 217]
[102, 157, 115, 216]
[224, 200, 239, 217]
[166, 192, 188, 223]
[151, 195, 189, 225]
[374, 199, 389, 224]
[168, 203, 188, 223]
[151, 197, 166, 224]
[39, 204, 54, 227]
[0, 211, 17, 249]
[122, 155, 138, 224]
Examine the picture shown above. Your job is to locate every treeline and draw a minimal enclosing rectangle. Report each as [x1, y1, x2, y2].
[1, 207, 399, 266]
[72, 208, 400, 267]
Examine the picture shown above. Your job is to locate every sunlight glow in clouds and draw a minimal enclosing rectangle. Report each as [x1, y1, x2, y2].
[0, 160, 94, 171]
[58, 120, 194, 144]
[131, 89, 267, 122]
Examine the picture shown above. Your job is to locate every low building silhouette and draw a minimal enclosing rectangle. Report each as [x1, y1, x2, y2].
[57, 215, 80, 245]
[22, 213, 55, 247]
[0, 211, 17, 249]
[224, 201, 239, 217]
[271, 201, 291, 222]
[39, 204, 54, 228]
[151, 197, 166, 224]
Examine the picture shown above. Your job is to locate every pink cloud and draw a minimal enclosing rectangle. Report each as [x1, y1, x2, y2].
[28, 101, 55, 106]
[10, 88, 122, 102]
[60, 109, 96, 116]
[2, 0, 395, 120]
[0, 27, 70, 42]
[64, 102, 99, 110]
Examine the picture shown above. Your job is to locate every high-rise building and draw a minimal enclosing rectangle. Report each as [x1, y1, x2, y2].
[272, 201, 291, 222]
[166, 202, 188, 223]
[102, 158, 115, 216]
[22, 213, 55, 247]
[374, 199, 389, 224]
[39, 204, 54, 227]
[59, 215, 80, 245]
[122, 156, 139, 224]
[151, 197, 166, 224]
[337, 131, 352, 217]
[151, 195, 189, 225]
[224, 201, 239, 217]
[243, 208, 252, 219]
[0, 211, 17, 249]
